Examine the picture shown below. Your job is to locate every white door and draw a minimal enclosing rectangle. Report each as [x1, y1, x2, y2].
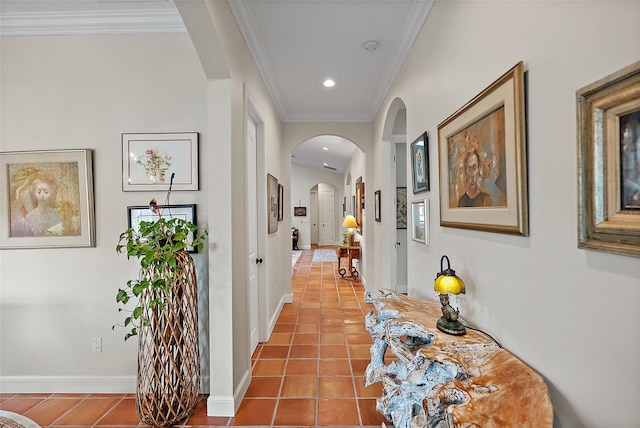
[310, 190, 318, 245]
[320, 187, 335, 246]
[247, 117, 260, 353]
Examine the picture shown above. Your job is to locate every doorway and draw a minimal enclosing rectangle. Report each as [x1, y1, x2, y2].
[245, 87, 267, 355]
[382, 99, 408, 293]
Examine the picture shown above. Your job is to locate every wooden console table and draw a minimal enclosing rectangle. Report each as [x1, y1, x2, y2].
[364, 290, 553, 428]
[336, 245, 359, 278]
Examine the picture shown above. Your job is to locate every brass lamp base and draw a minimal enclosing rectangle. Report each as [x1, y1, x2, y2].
[436, 317, 466, 336]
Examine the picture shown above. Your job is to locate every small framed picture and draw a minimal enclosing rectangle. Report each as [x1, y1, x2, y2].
[127, 204, 199, 252]
[267, 173, 278, 234]
[294, 207, 307, 217]
[411, 199, 429, 245]
[0, 149, 95, 249]
[374, 190, 381, 222]
[396, 187, 407, 229]
[411, 132, 429, 194]
[278, 184, 284, 222]
[122, 132, 199, 191]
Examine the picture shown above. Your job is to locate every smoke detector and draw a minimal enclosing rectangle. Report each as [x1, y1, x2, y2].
[363, 40, 379, 52]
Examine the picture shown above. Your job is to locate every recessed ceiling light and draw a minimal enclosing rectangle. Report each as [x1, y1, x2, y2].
[323, 163, 328, 166]
[323, 147, 329, 151]
[323, 79, 335, 88]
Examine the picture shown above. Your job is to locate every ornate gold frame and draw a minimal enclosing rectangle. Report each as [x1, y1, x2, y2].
[577, 60, 640, 258]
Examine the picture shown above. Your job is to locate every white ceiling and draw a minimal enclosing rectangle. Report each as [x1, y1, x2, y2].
[0, 0, 431, 173]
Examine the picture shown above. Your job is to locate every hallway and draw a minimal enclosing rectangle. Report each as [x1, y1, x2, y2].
[0, 247, 387, 427]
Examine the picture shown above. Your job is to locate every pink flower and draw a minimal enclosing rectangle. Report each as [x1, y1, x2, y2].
[145, 149, 153, 155]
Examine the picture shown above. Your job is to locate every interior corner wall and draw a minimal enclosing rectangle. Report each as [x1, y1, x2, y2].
[191, 1, 286, 414]
[0, 33, 208, 392]
[373, 1, 640, 426]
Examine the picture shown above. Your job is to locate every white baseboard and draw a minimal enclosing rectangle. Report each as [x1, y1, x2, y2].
[207, 368, 250, 417]
[0, 376, 136, 393]
[207, 395, 236, 416]
[0, 375, 211, 395]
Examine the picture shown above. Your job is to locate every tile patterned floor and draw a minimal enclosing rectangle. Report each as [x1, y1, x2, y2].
[0, 247, 389, 427]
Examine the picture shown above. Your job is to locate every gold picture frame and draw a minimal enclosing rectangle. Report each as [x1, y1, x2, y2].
[0, 149, 95, 249]
[437, 61, 528, 236]
[577, 60, 640, 258]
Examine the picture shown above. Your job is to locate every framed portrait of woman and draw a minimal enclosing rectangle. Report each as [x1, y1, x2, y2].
[0, 149, 95, 249]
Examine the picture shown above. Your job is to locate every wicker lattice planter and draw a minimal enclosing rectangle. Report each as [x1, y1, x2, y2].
[136, 250, 200, 427]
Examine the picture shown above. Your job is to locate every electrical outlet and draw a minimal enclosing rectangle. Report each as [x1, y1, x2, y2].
[91, 337, 102, 353]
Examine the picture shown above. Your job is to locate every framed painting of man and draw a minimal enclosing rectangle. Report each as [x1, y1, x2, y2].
[577, 60, 640, 258]
[437, 61, 529, 236]
[0, 149, 95, 249]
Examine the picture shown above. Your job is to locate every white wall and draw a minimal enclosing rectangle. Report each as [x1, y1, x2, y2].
[176, 1, 287, 415]
[373, 1, 640, 426]
[290, 163, 344, 249]
[0, 33, 208, 391]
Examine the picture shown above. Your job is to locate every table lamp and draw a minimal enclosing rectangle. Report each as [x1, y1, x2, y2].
[434, 255, 466, 335]
[342, 214, 358, 246]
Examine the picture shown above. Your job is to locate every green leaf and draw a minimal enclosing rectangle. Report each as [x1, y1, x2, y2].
[132, 306, 143, 319]
[116, 289, 129, 303]
[132, 281, 148, 296]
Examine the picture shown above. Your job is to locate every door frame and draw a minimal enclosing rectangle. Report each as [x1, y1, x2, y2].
[244, 85, 268, 345]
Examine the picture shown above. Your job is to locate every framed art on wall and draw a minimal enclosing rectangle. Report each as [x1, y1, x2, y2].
[356, 176, 364, 232]
[294, 207, 307, 217]
[411, 199, 429, 244]
[0, 149, 95, 249]
[411, 132, 429, 193]
[122, 132, 199, 191]
[374, 190, 381, 222]
[577, 60, 640, 258]
[437, 61, 529, 236]
[278, 184, 284, 222]
[268, 173, 279, 234]
[127, 204, 199, 252]
[396, 187, 407, 229]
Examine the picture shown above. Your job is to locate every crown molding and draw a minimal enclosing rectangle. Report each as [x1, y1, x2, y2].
[0, 9, 186, 36]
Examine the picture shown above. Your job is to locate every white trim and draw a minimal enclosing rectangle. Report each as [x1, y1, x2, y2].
[0, 376, 136, 393]
[206, 369, 250, 417]
[0, 10, 186, 36]
[0, 375, 211, 394]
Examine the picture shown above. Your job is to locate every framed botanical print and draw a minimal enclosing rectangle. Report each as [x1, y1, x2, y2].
[0, 149, 95, 249]
[122, 132, 198, 191]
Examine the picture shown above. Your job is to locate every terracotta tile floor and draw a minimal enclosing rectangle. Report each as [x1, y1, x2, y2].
[0, 247, 389, 427]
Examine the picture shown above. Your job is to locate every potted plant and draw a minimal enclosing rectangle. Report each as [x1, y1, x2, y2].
[115, 204, 207, 427]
